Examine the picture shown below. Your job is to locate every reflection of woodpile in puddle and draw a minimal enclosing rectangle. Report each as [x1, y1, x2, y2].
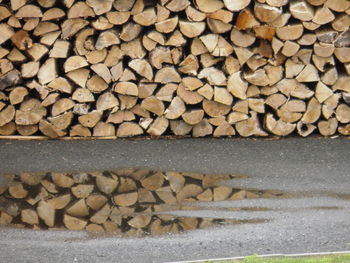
[0, 169, 280, 236]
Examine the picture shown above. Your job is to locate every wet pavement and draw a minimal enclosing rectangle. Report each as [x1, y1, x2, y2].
[0, 138, 349, 262]
[0, 169, 286, 236]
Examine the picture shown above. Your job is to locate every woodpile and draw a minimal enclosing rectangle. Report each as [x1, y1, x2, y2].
[0, 0, 349, 138]
[0, 169, 282, 235]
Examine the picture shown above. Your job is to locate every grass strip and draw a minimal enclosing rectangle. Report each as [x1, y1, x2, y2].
[202, 254, 350, 263]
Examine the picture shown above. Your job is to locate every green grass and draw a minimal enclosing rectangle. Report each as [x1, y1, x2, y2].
[202, 254, 350, 263]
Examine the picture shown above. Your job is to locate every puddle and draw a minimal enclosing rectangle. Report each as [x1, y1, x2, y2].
[0, 169, 287, 237]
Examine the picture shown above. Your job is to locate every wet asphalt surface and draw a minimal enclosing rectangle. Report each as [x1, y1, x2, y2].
[0, 138, 350, 262]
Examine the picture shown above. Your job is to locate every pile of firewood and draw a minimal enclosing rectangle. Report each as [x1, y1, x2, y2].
[0, 0, 349, 138]
[0, 169, 278, 235]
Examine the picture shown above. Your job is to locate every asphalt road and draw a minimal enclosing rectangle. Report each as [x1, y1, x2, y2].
[0, 138, 350, 262]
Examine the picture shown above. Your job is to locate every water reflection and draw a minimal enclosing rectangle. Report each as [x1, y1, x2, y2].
[0, 169, 285, 236]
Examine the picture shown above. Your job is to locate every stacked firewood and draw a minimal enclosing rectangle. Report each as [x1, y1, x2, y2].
[0, 169, 278, 235]
[0, 0, 349, 138]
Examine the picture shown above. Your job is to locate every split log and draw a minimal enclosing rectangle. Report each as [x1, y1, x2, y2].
[63, 215, 87, 230]
[141, 96, 165, 116]
[177, 83, 203, 104]
[236, 112, 267, 137]
[48, 194, 72, 210]
[301, 98, 321, 124]
[90, 204, 110, 224]
[86, 194, 108, 210]
[224, 0, 250, 11]
[138, 188, 156, 203]
[107, 111, 135, 124]
[37, 201, 55, 227]
[96, 175, 118, 195]
[318, 118, 338, 136]
[213, 186, 232, 201]
[113, 192, 138, 207]
[118, 177, 137, 193]
[128, 215, 152, 229]
[117, 122, 144, 137]
[66, 199, 89, 217]
[254, 3, 282, 23]
[164, 96, 186, 119]
[51, 173, 74, 188]
[195, 0, 224, 13]
[276, 24, 304, 41]
[179, 21, 205, 38]
[141, 173, 165, 191]
[147, 117, 169, 136]
[203, 100, 230, 117]
[265, 114, 296, 136]
[197, 84, 213, 100]
[182, 109, 204, 125]
[21, 209, 39, 225]
[177, 184, 202, 202]
[9, 183, 28, 199]
[336, 104, 350, 124]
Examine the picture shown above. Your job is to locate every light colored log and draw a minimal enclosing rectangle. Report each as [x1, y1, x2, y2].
[48, 194, 72, 210]
[265, 114, 296, 136]
[195, 0, 224, 13]
[322, 93, 340, 119]
[15, 5, 42, 18]
[170, 120, 192, 136]
[164, 96, 186, 119]
[231, 28, 256, 47]
[301, 98, 321, 124]
[64, 56, 88, 73]
[9, 87, 27, 105]
[63, 215, 87, 230]
[96, 175, 118, 195]
[141, 172, 165, 191]
[296, 64, 320, 82]
[96, 92, 118, 111]
[90, 203, 110, 224]
[336, 104, 350, 124]
[255, 3, 282, 23]
[185, 6, 205, 22]
[276, 24, 304, 41]
[179, 20, 205, 38]
[37, 201, 55, 227]
[86, 194, 108, 210]
[141, 96, 164, 116]
[113, 192, 138, 207]
[128, 59, 153, 80]
[87, 0, 113, 15]
[147, 116, 169, 136]
[9, 183, 28, 199]
[325, 0, 349, 12]
[87, 75, 108, 93]
[66, 199, 89, 217]
[315, 81, 333, 103]
[318, 118, 338, 136]
[334, 48, 350, 63]
[155, 16, 178, 33]
[289, 0, 314, 21]
[51, 173, 74, 188]
[78, 111, 102, 128]
[224, 0, 250, 11]
[235, 111, 267, 137]
[198, 67, 226, 86]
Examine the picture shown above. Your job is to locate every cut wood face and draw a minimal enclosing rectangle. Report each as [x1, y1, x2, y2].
[0, 168, 285, 235]
[0, 0, 349, 139]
